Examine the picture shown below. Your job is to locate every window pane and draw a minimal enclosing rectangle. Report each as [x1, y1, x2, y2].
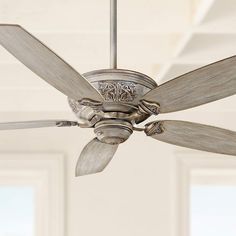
[191, 186, 236, 236]
[0, 187, 34, 236]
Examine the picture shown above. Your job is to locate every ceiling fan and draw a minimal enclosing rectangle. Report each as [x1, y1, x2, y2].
[0, 0, 235, 176]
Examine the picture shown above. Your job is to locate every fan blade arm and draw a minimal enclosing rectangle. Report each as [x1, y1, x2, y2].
[0, 120, 79, 130]
[141, 56, 236, 113]
[76, 138, 118, 176]
[0, 24, 104, 103]
[145, 120, 236, 156]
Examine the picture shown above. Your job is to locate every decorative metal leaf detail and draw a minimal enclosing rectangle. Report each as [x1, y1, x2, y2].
[145, 121, 164, 136]
[98, 81, 136, 102]
[68, 98, 83, 113]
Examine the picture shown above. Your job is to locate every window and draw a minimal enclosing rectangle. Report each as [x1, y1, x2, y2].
[175, 153, 236, 236]
[0, 154, 64, 236]
[0, 187, 34, 236]
[191, 185, 236, 236]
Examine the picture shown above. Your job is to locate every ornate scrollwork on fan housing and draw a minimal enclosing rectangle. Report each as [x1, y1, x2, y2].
[98, 81, 137, 102]
[84, 69, 157, 108]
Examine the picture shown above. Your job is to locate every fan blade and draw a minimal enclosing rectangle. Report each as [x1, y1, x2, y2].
[76, 138, 118, 176]
[145, 120, 236, 156]
[0, 24, 104, 102]
[141, 56, 236, 113]
[0, 120, 78, 130]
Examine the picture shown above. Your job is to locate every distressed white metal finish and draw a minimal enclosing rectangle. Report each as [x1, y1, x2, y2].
[146, 120, 236, 155]
[110, 0, 117, 69]
[84, 69, 157, 108]
[94, 119, 133, 144]
[66, 69, 159, 146]
[68, 69, 157, 119]
[75, 138, 118, 176]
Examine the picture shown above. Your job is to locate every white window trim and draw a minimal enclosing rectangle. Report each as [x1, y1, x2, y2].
[172, 150, 236, 236]
[0, 153, 65, 236]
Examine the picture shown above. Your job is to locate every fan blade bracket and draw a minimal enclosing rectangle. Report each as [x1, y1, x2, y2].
[138, 100, 160, 116]
[133, 124, 145, 132]
[145, 121, 164, 136]
[127, 100, 160, 124]
[56, 121, 79, 127]
[78, 98, 103, 109]
[0, 120, 80, 130]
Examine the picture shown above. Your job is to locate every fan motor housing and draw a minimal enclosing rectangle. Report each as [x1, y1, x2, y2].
[68, 69, 158, 126]
[84, 69, 157, 112]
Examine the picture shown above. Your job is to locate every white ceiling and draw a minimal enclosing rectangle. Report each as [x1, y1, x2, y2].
[0, 0, 234, 114]
[0, 0, 192, 112]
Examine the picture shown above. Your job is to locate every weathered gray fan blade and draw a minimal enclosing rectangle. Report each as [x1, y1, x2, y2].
[142, 56, 236, 113]
[0, 120, 78, 130]
[145, 120, 236, 156]
[0, 24, 104, 102]
[76, 138, 118, 176]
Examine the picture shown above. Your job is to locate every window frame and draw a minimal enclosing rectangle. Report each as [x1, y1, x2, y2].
[0, 153, 65, 236]
[173, 151, 236, 236]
